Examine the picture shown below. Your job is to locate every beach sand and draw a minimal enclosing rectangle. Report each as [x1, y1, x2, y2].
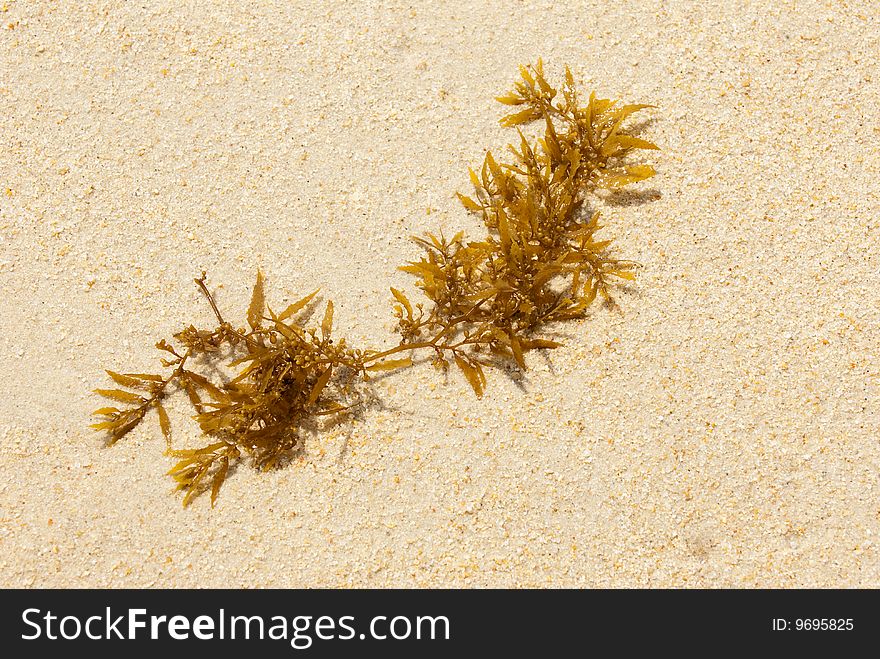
[2, 0, 879, 587]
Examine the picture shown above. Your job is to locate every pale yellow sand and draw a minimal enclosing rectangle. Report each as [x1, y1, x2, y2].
[2, 0, 879, 587]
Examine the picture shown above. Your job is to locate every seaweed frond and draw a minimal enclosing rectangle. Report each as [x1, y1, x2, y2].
[94, 271, 367, 506]
[92, 60, 658, 505]
[390, 59, 657, 395]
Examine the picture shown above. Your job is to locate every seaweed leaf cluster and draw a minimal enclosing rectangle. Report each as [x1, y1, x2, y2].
[395, 60, 657, 389]
[93, 273, 369, 505]
[92, 61, 658, 506]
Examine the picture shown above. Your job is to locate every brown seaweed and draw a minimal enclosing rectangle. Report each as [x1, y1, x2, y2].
[91, 61, 658, 505]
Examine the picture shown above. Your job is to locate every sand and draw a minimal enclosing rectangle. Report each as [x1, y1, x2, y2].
[1, 0, 879, 588]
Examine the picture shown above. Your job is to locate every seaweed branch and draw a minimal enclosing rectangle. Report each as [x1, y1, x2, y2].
[91, 60, 658, 506]
[385, 59, 657, 394]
